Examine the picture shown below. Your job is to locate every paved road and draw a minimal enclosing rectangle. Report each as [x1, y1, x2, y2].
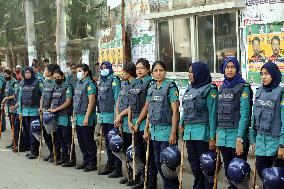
[0, 123, 262, 189]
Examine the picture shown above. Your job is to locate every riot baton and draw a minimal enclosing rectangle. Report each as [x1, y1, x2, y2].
[252, 158, 257, 189]
[38, 111, 44, 162]
[17, 113, 23, 156]
[179, 139, 185, 189]
[0, 105, 4, 138]
[132, 131, 136, 181]
[70, 114, 76, 162]
[143, 131, 150, 189]
[98, 123, 103, 172]
[51, 126, 57, 166]
[213, 148, 221, 189]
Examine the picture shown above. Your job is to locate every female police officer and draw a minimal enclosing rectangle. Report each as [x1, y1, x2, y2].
[114, 63, 137, 182]
[73, 64, 97, 172]
[144, 61, 179, 189]
[179, 62, 218, 189]
[250, 61, 284, 188]
[128, 58, 158, 189]
[97, 61, 121, 176]
[216, 57, 252, 189]
[18, 67, 43, 159]
[49, 69, 74, 167]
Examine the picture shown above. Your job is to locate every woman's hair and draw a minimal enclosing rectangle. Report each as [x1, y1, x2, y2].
[151, 61, 166, 72]
[123, 63, 137, 78]
[77, 63, 94, 80]
[136, 58, 151, 75]
[47, 64, 60, 75]
[54, 69, 66, 81]
[4, 69, 12, 75]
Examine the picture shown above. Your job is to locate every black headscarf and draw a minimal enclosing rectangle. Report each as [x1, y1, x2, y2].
[22, 67, 36, 85]
[191, 62, 212, 88]
[261, 62, 282, 91]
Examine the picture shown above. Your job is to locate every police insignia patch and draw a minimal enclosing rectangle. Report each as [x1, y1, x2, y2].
[112, 82, 116, 86]
[211, 93, 216, 98]
[174, 91, 179, 96]
[87, 86, 92, 91]
[281, 101, 284, 106]
[241, 92, 248, 98]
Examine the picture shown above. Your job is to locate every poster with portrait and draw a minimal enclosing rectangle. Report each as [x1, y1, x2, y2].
[247, 21, 284, 83]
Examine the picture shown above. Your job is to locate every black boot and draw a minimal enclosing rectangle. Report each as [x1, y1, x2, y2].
[62, 160, 76, 167]
[98, 164, 114, 175]
[57, 154, 68, 165]
[132, 180, 144, 189]
[6, 142, 13, 149]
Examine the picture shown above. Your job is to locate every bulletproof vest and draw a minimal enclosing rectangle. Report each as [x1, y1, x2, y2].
[217, 83, 245, 129]
[14, 81, 23, 103]
[67, 75, 78, 91]
[51, 83, 72, 115]
[21, 79, 40, 107]
[129, 79, 152, 117]
[0, 74, 6, 94]
[42, 79, 56, 109]
[253, 86, 282, 137]
[5, 79, 17, 106]
[97, 77, 115, 112]
[182, 84, 211, 124]
[73, 80, 92, 114]
[148, 81, 173, 125]
[118, 81, 132, 112]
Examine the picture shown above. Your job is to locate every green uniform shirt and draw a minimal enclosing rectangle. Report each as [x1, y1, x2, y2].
[0, 74, 5, 92]
[18, 79, 43, 116]
[36, 72, 44, 82]
[180, 85, 218, 141]
[74, 77, 97, 127]
[250, 88, 284, 156]
[57, 82, 73, 126]
[99, 75, 121, 124]
[146, 80, 179, 141]
[216, 85, 251, 148]
[131, 75, 153, 132]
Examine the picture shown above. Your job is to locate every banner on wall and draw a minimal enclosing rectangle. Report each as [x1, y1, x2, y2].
[98, 25, 123, 75]
[247, 21, 284, 83]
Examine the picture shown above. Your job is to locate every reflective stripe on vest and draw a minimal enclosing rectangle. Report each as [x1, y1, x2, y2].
[253, 86, 282, 137]
[182, 84, 210, 124]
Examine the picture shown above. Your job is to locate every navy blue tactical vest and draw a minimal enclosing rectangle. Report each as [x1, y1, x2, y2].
[148, 81, 174, 125]
[98, 77, 115, 112]
[51, 83, 72, 115]
[42, 80, 56, 109]
[73, 80, 93, 114]
[129, 79, 152, 117]
[67, 75, 78, 91]
[118, 81, 132, 112]
[21, 79, 40, 107]
[182, 83, 211, 124]
[253, 86, 282, 137]
[217, 83, 245, 129]
[5, 79, 17, 107]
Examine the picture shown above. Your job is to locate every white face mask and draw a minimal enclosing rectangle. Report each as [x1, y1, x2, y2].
[100, 69, 110, 76]
[77, 71, 84, 80]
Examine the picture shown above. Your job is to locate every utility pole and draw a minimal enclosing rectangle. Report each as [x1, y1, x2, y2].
[121, 0, 126, 65]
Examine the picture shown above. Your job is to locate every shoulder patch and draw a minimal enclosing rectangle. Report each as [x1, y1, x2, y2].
[112, 81, 117, 86]
[241, 92, 248, 98]
[39, 83, 43, 88]
[174, 90, 179, 96]
[211, 92, 217, 98]
[87, 85, 92, 92]
[281, 101, 284, 106]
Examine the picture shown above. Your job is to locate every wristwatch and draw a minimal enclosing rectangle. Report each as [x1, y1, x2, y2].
[237, 137, 243, 143]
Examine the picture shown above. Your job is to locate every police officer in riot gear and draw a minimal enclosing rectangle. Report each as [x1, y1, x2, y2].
[18, 67, 43, 159]
[179, 62, 218, 189]
[73, 64, 97, 172]
[49, 69, 75, 167]
[144, 61, 180, 189]
[250, 61, 284, 189]
[128, 58, 158, 189]
[39, 64, 61, 162]
[216, 57, 252, 189]
[97, 61, 122, 176]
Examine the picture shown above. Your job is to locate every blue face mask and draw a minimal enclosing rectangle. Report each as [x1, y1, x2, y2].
[77, 71, 84, 80]
[100, 69, 110, 76]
